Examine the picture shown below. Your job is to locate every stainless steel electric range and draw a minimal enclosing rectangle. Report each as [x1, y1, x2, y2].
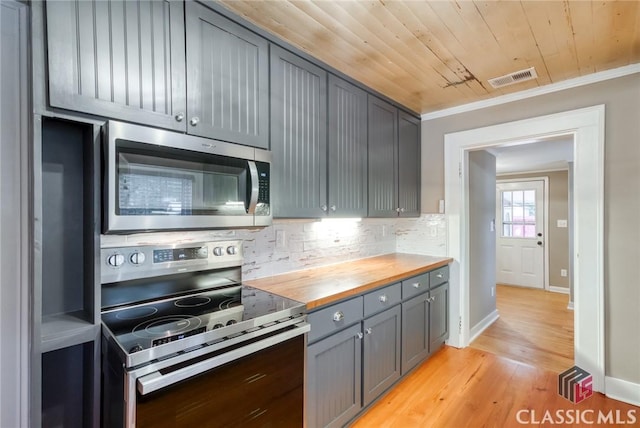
[100, 240, 308, 428]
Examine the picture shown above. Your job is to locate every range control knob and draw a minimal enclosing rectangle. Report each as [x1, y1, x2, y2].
[107, 253, 125, 267]
[226, 246, 237, 255]
[129, 252, 146, 265]
[129, 344, 144, 353]
[213, 247, 224, 256]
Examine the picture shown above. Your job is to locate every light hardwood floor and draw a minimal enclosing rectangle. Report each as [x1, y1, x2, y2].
[352, 286, 639, 427]
[351, 346, 639, 428]
[470, 284, 574, 374]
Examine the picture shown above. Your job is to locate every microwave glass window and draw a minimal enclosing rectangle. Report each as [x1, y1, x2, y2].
[116, 142, 248, 216]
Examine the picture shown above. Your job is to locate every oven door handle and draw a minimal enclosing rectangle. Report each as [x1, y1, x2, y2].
[247, 160, 259, 214]
[136, 322, 310, 395]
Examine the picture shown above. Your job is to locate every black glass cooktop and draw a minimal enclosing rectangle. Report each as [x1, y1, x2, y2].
[101, 285, 304, 354]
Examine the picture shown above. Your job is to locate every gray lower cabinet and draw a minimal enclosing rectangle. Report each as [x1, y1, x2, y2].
[270, 45, 328, 217]
[368, 96, 421, 218]
[307, 324, 362, 428]
[429, 282, 450, 351]
[185, 2, 269, 148]
[362, 305, 402, 406]
[401, 291, 430, 375]
[46, 0, 187, 132]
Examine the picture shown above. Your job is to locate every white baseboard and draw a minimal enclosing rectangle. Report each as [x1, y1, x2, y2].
[469, 310, 499, 343]
[549, 286, 570, 294]
[605, 376, 640, 407]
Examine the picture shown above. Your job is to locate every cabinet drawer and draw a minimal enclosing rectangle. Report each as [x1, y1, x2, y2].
[402, 273, 429, 300]
[308, 297, 363, 344]
[364, 283, 401, 317]
[430, 266, 449, 288]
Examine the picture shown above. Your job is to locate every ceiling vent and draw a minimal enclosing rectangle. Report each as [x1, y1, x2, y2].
[488, 67, 538, 89]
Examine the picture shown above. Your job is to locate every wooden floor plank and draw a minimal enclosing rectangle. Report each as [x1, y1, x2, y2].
[352, 286, 638, 427]
[470, 284, 574, 373]
[352, 347, 639, 427]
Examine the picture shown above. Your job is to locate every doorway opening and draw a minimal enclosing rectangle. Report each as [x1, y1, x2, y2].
[444, 105, 605, 391]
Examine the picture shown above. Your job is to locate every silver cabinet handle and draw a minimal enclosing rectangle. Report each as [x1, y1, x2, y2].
[356, 332, 364, 340]
[400, 208, 405, 213]
[396, 207, 401, 213]
[175, 112, 184, 122]
[412, 283, 421, 289]
[436, 273, 444, 279]
[365, 328, 372, 335]
[333, 311, 344, 322]
[330, 205, 336, 212]
[428, 296, 435, 303]
[190, 117, 200, 126]
[321, 205, 328, 212]
[379, 294, 387, 303]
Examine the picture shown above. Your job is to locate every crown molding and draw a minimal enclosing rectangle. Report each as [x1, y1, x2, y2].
[422, 63, 640, 121]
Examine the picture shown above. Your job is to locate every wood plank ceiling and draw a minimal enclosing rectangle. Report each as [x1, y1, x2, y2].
[217, 0, 640, 115]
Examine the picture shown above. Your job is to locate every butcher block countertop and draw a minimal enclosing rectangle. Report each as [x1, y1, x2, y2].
[244, 253, 453, 311]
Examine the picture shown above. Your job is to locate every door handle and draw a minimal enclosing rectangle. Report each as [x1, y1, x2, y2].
[247, 161, 259, 214]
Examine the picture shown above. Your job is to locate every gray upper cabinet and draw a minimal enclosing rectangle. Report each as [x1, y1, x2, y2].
[368, 96, 398, 217]
[46, 0, 186, 132]
[368, 95, 421, 217]
[270, 45, 327, 217]
[328, 76, 368, 217]
[398, 111, 421, 217]
[185, 2, 269, 148]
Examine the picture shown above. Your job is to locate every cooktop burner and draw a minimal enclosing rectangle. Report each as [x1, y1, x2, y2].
[101, 284, 303, 356]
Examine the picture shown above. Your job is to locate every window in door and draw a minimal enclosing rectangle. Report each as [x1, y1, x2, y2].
[501, 189, 536, 238]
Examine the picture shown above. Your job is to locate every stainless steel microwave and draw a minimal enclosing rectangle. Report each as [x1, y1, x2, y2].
[103, 121, 271, 233]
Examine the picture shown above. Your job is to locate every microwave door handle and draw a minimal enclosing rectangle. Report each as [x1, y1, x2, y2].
[247, 161, 259, 214]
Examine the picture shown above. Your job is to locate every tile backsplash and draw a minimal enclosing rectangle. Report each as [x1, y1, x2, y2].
[101, 214, 447, 280]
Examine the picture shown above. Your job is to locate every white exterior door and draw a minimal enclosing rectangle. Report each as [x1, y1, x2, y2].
[496, 180, 545, 288]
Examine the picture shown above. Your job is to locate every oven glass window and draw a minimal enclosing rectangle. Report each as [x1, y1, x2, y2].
[116, 140, 249, 216]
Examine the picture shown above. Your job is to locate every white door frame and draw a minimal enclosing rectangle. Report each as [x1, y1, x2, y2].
[444, 105, 605, 391]
[496, 177, 550, 291]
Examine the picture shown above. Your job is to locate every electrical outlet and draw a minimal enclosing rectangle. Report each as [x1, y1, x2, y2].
[557, 219, 568, 228]
[561, 269, 568, 277]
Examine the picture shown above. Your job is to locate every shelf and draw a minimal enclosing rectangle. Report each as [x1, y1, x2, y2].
[40, 313, 99, 354]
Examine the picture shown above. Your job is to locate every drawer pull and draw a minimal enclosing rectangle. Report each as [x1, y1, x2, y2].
[412, 283, 421, 289]
[379, 294, 388, 303]
[436, 273, 444, 279]
[333, 311, 344, 322]
[356, 332, 364, 340]
[365, 328, 373, 335]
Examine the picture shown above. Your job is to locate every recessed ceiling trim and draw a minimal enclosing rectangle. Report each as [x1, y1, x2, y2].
[422, 63, 640, 121]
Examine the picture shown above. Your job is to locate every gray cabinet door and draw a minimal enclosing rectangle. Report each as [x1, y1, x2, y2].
[307, 324, 362, 428]
[363, 305, 401, 406]
[398, 111, 421, 217]
[185, 2, 269, 148]
[46, 0, 186, 132]
[270, 45, 327, 218]
[401, 291, 430, 375]
[367, 96, 398, 217]
[328, 76, 368, 217]
[429, 282, 449, 352]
